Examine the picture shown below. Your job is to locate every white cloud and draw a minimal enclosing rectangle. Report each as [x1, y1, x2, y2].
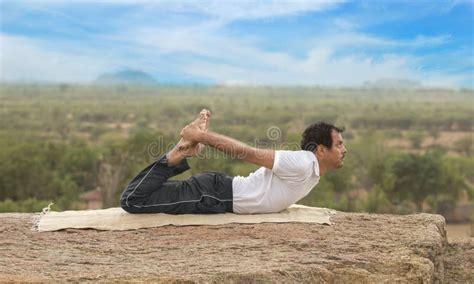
[0, 34, 110, 82]
[184, 48, 421, 86]
[117, 21, 460, 87]
[0, 28, 466, 88]
[443, 0, 474, 12]
[192, 0, 345, 21]
[411, 35, 451, 47]
[310, 32, 450, 49]
[331, 18, 360, 31]
[8, 0, 344, 21]
[0, 1, 468, 88]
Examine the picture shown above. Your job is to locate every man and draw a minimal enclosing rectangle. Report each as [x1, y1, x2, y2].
[120, 109, 347, 214]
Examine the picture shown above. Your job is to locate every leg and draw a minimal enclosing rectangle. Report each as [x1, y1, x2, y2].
[122, 168, 233, 214]
[120, 154, 190, 212]
[120, 155, 233, 214]
[120, 109, 217, 214]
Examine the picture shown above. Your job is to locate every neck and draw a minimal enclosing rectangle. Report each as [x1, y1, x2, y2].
[314, 152, 329, 176]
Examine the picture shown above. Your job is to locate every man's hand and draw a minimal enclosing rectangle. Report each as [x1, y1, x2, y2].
[180, 122, 204, 143]
[180, 110, 275, 169]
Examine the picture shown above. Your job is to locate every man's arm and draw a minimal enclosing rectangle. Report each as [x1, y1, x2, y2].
[203, 131, 275, 170]
[181, 125, 275, 170]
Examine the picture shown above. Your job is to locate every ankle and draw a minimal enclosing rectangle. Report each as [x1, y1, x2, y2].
[166, 150, 185, 166]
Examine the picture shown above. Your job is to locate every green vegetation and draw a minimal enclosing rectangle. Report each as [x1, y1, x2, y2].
[0, 84, 472, 219]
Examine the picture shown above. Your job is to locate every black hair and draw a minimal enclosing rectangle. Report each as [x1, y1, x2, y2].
[300, 122, 344, 151]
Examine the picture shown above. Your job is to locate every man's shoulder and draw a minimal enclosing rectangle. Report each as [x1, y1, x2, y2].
[276, 150, 315, 159]
[272, 150, 319, 178]
[274, 150, 316, 167]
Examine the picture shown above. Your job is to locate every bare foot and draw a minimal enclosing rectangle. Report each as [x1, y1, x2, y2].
[167, 109, 211, 164]
[190, 109, 211, 132]
[175, 138, 202, 157]
[183, 109, 210, 152]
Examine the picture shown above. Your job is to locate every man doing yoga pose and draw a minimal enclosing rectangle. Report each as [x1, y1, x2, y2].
[120, 109, 347, 214]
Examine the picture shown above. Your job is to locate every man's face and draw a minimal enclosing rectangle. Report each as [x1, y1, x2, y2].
[327, 131, 347, 169]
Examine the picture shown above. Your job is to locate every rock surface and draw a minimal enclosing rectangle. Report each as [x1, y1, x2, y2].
[0, 211, 470, 283]
[444, 238, 474, 283]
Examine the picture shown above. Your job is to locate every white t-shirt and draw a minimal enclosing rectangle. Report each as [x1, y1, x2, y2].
[232, 150, 320, 214]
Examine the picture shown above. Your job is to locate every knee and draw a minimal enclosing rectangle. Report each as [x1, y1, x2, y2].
[120, 196, 136, 213]
[121, 206, 136, 213]
[120, 202, 138, 214]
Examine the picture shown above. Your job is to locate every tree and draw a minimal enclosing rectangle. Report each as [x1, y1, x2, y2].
[97, 130, 174, 208]
[0, 141, 53, 200]
[406, 131, 426, 149]
[97, 161, 126, 208]
[433, 157, 468, 216]
[365, 185, 392, 213]
[454, 137, 473, 157]
[380, 151, 466, 213]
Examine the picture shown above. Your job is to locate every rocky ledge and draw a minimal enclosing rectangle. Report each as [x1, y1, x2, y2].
[0, 211, 471, 283]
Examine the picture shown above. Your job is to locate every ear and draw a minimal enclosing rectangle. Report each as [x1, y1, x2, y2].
[316, 144, 326, 154]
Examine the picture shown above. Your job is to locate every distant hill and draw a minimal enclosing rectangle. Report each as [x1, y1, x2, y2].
[96, 70, 157, 85]
[363, 78, 422, 89]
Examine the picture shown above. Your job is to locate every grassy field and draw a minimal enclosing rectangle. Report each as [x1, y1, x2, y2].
[446, 223, 473, 241]
[0, 84, 472, 219]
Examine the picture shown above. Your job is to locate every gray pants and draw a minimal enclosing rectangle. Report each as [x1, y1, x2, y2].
[120, 154, 234, 214]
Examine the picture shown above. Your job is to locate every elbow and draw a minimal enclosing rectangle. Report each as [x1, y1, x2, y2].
[248, 149, 275, 170]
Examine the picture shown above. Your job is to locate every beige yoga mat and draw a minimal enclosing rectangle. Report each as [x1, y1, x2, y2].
[35, 204, 336, 232]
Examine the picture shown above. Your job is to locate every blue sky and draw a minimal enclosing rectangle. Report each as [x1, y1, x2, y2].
[0, 0, 472, 88]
